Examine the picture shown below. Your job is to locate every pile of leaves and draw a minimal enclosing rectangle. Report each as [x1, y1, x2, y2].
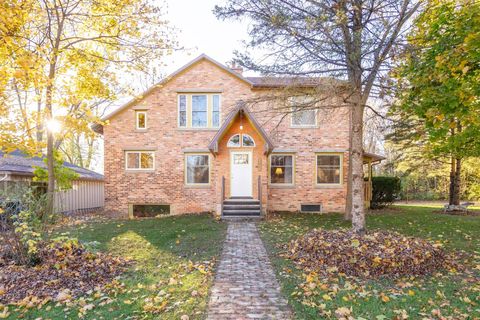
[285, 228, 459, 278]
[0, 240, 130, 304]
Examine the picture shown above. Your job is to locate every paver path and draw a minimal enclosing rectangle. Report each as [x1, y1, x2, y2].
[207, 222, 292, 320]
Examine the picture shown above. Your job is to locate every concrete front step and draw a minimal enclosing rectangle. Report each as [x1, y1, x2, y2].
[223, 204, 261, 210]
[222, 197, 262, 217]
[223, 199, 260, 205]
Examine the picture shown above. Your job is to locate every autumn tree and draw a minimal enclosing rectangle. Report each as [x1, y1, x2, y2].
[0, 0, 175, 213]
[391, 0, 480, 207]
[215, 0, 420, 233]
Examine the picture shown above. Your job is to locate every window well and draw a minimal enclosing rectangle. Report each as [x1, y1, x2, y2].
[132, 204, 170, 217]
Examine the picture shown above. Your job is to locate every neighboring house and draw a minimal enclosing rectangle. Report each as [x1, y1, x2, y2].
[93, 54, 384, 218]
[0, 150, 104, 213]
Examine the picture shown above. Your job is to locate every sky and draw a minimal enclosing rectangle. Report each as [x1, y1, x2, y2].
[163, 0, 253, 75]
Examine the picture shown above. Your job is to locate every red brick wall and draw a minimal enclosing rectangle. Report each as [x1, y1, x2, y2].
[103, 58, 350, 217]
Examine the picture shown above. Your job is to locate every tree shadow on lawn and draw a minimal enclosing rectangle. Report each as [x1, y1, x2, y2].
[10, 214, 228, 320]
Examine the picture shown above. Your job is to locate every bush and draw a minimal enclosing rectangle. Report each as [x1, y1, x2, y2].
[371, 176, 401, 209]
[0, 186, 48, 265]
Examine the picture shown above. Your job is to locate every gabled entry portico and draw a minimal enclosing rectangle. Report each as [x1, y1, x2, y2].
[208, 103, 274, 217]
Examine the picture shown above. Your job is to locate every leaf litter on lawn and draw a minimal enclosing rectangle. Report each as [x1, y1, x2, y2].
[0, 241, 130, 306]
[284, 228, 461, 278]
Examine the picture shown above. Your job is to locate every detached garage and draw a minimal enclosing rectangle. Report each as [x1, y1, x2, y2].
[0, 150, 104, 213]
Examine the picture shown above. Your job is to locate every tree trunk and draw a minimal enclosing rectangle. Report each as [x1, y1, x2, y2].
[45, 63, 56, 217]
[449, 157, 455, 206]
[351, 102, 366, 235]
[344, 106, 353, 220]
[453, 157, 461, 205]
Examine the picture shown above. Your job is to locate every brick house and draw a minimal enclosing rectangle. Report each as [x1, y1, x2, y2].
[93, 54, 383, 218]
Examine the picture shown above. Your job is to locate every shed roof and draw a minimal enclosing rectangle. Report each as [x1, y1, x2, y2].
[363, 152, 386, 164]
[0, 150, 103, 181]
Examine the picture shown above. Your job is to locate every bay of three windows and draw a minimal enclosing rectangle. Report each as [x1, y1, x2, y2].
[178, 94, 220, 128]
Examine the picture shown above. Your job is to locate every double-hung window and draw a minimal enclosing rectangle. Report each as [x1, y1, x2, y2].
[316, 154, 342, 185]
[270, 155, 294, 185]
[178, 94, 221, 128]
[192, 95, 208, 127]
[178, 95, 187, 127]
[125, 151, 155, 170]
[290, 96, 317, 127]
[185, 154, 210, 185]
[212, 95, 220, 127]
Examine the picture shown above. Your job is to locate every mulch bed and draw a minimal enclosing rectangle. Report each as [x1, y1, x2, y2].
[0, 243, 130, 304]
[284, 228, 460, 279]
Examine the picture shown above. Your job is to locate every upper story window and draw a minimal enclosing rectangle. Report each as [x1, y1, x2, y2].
[290, 96, 317, 127]
[178, 94, 221, 129]
[125, 151, 154, 170]
[227, 134, 255, 147]
[316, 154, 342, 185]
[179, 95, 187, 127]
[136, 111, 147, 130]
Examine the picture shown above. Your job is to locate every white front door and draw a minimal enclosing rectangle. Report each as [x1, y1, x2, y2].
[230, 151, 253, 197]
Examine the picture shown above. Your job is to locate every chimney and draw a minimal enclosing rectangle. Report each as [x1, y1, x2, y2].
[230, 62, 243, 75]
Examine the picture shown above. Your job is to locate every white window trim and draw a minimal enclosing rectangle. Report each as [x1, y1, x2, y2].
[290, 107, 318, 128]
[315, 153, 343, 187]
[136, 111, 147, 130]
[125, 151, 155, 171]
[184, 153, 211, 186]
[269, 154, 295, 186]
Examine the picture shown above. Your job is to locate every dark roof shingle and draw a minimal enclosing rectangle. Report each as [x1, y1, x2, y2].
[0, 150, 103, 181]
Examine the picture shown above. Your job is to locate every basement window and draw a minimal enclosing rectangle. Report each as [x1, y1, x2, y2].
[301, 204, 322, 213]
[132, 204, 170, 218]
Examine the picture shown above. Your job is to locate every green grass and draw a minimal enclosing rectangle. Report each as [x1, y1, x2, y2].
[9, 214, 227, 319]
[258, 206, 480, 320]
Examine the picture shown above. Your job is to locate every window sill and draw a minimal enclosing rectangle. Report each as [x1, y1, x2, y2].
[184, 184, 211, 189]
[125, 169, 155, 173]
[290, 125, 319, 129]
[177, 128, 219, 131]
[269, 184, 296, 189]
[135, 128, 148, 132]
[315, 184, 344, 189]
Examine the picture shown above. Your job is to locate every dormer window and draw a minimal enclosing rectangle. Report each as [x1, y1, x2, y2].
[136, 111, 147, 130]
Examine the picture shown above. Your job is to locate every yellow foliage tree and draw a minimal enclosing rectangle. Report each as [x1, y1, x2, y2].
[0, 0, 176, 214]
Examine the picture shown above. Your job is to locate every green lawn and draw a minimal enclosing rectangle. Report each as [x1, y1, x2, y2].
[10, 214, 227, 319]
[258, 206, 480, 320]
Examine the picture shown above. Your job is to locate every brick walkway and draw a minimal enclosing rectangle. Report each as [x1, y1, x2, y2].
[207, 222, 292, 320]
